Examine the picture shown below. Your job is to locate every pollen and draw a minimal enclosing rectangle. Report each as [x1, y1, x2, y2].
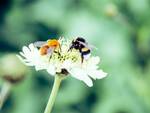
[49, 48, 80, 63]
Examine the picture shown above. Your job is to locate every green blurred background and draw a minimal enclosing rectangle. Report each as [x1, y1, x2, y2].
[0, 0, 150, 113]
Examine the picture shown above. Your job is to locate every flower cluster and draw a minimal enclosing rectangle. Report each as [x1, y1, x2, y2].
[17, 38, 107, 87]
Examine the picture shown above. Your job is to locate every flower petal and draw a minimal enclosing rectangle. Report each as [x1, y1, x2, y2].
[88, 56, 100, 65]
[29, 44, 35, 51]
[16, 55, 26, 64]
[88, 69, 107, 80]
[22, 46, 31, 56]
[68, 68, 93, 87]
[19, 52, 26, 57]
[61, 60, 73, 69]
[47, 64, 56, 75]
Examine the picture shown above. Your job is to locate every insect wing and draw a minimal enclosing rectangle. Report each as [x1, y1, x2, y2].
[88, 44, 97, 50]
[34, 41, 47, 47]
[46, 47, 54, 56]
[78, 41, 97, 50]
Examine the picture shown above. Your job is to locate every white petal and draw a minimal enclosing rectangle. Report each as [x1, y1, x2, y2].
[88, 56, 100, 65]
[25, 62, 34, 66]
[29, 43, 35, 51]
[68, 68, 93, 87]
[35, 64, 45, 70]
[22, 46, 30, 56]
[61, 60, 73, 69]
[16, 55, 26, 64]
[88, 69, 107, 80]
[47, 64, 56, 75]
[19, 52, 26, 57]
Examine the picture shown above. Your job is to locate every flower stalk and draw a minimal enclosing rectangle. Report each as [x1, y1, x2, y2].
[0, 82, 12, 109]
[44, 75, 63, 113]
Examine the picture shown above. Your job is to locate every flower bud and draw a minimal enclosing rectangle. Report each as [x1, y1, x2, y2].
[0, 54, 27, 84]
[105, 3, 118, 17]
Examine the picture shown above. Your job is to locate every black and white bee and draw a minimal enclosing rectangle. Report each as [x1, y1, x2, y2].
[68, 37, 93, 62]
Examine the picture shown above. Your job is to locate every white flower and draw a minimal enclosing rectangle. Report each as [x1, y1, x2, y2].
[17, 38, 107, 87]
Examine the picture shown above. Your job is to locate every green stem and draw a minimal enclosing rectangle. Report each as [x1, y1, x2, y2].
[0, 82, 12, 109]
[44, 75, 63, 113]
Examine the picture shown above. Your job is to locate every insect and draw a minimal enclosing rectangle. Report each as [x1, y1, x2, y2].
[34, 39, 60, 56]
[68, 37, 92, 63]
